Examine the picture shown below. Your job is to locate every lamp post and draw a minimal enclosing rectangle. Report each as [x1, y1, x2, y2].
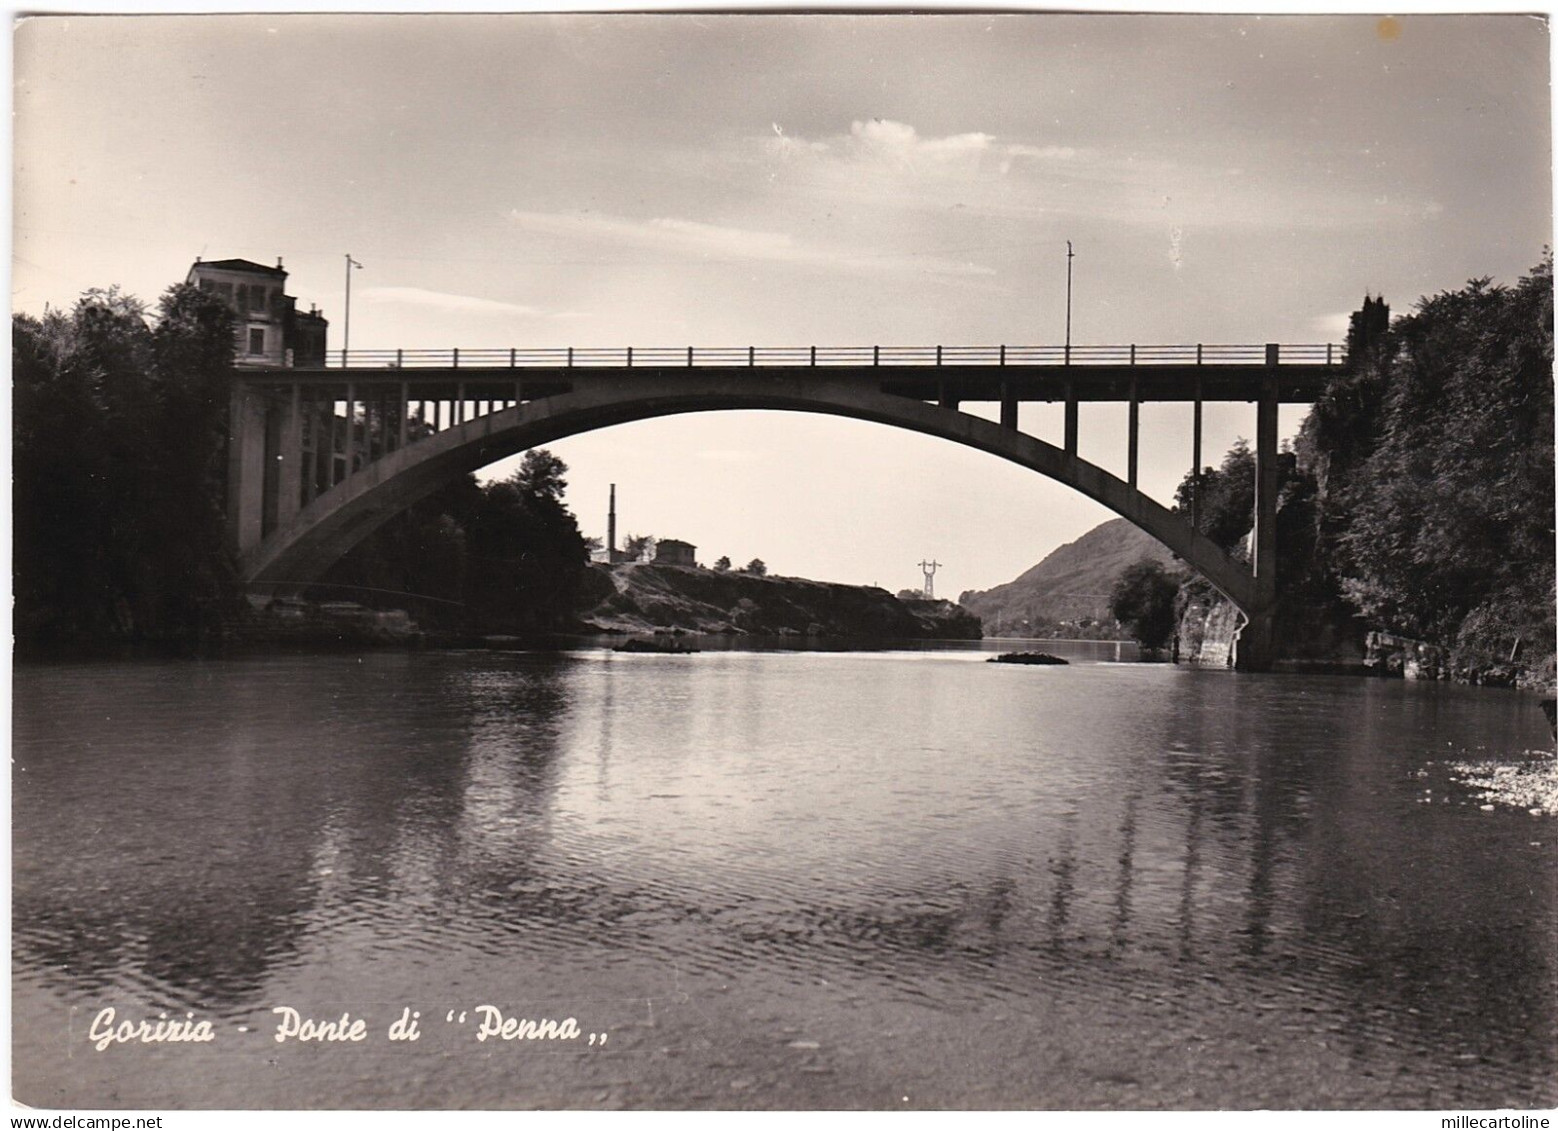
[1065, 239, 1074, 364]
[343, 254, 363, 363]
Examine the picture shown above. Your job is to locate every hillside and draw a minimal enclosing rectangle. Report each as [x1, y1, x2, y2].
[578, 563, 982, 639]
[958, 519, 1174, 636]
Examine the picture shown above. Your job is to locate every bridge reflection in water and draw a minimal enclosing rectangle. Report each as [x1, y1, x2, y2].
[228, 342, 1343, 669]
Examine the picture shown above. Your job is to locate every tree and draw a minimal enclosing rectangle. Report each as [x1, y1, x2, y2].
[1174, 439, 1256, 554]
[326, 448, 590, 635]
[510, 448, 568, 505]
[743, 559, 768, 576]
[623, 533, 655, 562]
[14, 282, 239, 651]
[1109, 559, 1181, 651]
[1333, 257, 1554, 650]
[713, 556, 732, 572]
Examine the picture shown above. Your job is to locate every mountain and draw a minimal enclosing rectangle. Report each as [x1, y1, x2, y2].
[578, 563, 982, 639]
[958, 519, 1175, 636]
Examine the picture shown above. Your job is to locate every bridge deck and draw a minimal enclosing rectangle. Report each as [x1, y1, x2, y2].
[245, 342, 1344, 404]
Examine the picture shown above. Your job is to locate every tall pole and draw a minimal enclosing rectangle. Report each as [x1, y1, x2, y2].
[343, 254, 363, 361]
[1064, 240, 1074, 364]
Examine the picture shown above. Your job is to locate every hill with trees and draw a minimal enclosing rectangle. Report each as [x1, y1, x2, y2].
[958, 518, 1174, 637]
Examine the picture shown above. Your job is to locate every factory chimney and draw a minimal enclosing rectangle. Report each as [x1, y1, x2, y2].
[608, 484, 617, 557]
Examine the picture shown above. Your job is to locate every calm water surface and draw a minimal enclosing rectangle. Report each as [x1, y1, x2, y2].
[12, 644, 1556, 1109]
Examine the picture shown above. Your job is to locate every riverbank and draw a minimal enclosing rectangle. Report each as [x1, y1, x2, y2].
[16, 565, 982, 661]
[1172, 594, 1557, 693]
[576, 563, 982, 640]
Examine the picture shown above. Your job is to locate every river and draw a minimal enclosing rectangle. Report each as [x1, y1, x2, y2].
[11, 643, 1556, 1110]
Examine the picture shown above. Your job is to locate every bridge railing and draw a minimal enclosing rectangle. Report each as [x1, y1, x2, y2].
[321, 343, 1344, 370]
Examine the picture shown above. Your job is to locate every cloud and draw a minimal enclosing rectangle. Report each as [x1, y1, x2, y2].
[753, 119, 1444, 232]
[506, 208, 995, 280]
[361, 286, 549, 318]
[849, 118, 995, 163]
[1311, 311, 1354, 337]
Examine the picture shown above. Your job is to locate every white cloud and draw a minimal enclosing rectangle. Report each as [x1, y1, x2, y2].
[1311, 311, 1353, 338]
[506, 208, 995, 280]
[849, 118, 995, 163]
[752, 120, 1444, 233]
[1006, 144, 1080, 162]
[361, 286, 549, 318]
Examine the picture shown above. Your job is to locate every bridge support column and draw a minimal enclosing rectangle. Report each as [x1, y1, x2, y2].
[275, 383, 303, 530]
[1127, 376, 1139, 487]
[226, 383, 269, 557]
[1253, 369, 1279, 603]
[1238, 362, 1282, 673]
[1191, 378, 1203, 530]
[1064, 383, 1078, 456]
[999, 381, 1018, 430]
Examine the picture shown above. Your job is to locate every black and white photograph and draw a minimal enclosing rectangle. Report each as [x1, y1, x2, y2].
[10, 9, 1557, 1118]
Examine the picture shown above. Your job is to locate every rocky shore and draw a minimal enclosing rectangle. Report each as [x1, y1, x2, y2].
[576, 563, 982, 640]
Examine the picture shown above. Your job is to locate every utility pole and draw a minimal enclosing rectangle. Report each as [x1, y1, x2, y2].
[1065, 239, 1074, 364]
[919, 559, 941, 600]
[343, 254, 363, 361]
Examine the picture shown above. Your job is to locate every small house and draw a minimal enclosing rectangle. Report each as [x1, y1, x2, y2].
[653, 539, 697, 567]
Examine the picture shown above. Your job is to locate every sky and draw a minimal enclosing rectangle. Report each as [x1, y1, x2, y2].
[12, 12, 1553, 594]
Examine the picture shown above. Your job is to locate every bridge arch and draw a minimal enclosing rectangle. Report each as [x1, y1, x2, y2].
[238, 372, 1262, 616]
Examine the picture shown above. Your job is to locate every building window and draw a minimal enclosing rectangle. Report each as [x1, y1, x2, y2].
[251, 286, 268, 313]
[248, 328, 265, 355]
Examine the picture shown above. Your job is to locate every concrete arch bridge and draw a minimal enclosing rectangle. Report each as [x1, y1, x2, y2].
[226, 342, 1343, 669]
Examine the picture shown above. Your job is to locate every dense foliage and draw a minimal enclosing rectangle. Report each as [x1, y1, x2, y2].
[325, 449, 590, 634]
[14, 280, 591, 648]
[1108, 559, 1181, 651]
[14, 285, 239, 651]
[1295, 258, 1555, 663]
[1171, 258, 1554, 672]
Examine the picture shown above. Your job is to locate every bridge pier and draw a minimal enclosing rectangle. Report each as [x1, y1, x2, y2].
[1191, 377, 1203, 531]
[1252, 368, 1280, 605]
[226, 384, 270, 557]
[1234, 607, 1278, 672]
[1237, 355, 1283, 672]
[1127, 376, 1139, 487]
[276, 383, 303, 532]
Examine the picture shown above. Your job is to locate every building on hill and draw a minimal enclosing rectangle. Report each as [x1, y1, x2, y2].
[186, 257, 328, 367]
[653, 539, 697, 567]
